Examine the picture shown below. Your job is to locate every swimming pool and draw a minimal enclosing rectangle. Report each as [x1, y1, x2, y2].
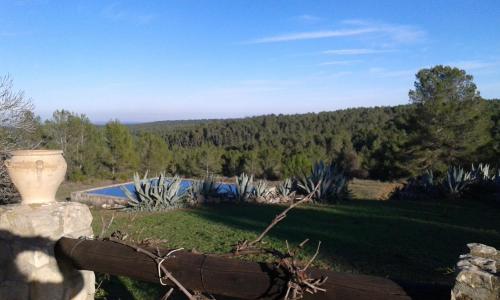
[87, 179, 237, 199]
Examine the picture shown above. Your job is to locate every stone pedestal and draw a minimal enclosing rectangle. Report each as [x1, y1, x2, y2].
[451, 243, 500, 300]
[0, 202, 95, 300]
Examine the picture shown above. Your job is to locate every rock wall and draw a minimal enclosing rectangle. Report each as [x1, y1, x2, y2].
[0, 202, 95, 300]
[71, 190, 127, 209]
[452, 243, 499, 300]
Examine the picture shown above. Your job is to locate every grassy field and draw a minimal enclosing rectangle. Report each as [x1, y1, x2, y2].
[91, 196, 500, 299]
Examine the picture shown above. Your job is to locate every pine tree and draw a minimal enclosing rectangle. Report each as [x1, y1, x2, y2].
[137, 132, 172, 175]
[405, 65, 491, 174]
[104, 120, 139, 179]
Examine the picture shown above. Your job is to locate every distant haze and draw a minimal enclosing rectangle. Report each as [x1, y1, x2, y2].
[1, 1, 499, 123]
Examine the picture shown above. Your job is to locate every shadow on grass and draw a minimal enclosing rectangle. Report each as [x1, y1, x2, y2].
[190, 199, 500, 285]
[91, 199, 499, 300]
[95, 273, 189, 300]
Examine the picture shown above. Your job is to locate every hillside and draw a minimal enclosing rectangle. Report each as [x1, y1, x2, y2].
[124, 100, 500, 180]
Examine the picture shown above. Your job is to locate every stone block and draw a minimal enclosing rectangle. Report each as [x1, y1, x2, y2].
[0, 201, 95, 299]
[469, 243, 500, 264]
[452, 243, 500, 300]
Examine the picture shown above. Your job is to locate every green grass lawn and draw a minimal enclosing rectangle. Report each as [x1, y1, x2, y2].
[91, 198, 500, 299]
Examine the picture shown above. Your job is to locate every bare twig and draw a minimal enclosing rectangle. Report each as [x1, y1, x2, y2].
[278, 240, 327, 300]
[108, 238, 196, 300]
[99, 212, 115, 238]
[302, 241, 321, 271]
[234, 184, 319, 254]
[161, 288, 174, 300]
[229, 183, 327, 300]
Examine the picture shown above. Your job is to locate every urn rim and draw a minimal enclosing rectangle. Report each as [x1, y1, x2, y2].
[9, 149, 64, 156]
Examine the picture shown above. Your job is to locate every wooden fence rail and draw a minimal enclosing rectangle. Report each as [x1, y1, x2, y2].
[55, 237, 412, 300]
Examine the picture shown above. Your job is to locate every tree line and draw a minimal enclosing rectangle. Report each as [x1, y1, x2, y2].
[5, 65, 500, 182]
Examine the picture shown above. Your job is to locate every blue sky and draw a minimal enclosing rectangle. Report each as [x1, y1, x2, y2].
[1, 0, 499, 123]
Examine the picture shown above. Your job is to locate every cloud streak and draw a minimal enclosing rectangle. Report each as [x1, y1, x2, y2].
[449, 60, 500, 70]
[295, 14, 323, 23]
[319, 60, 361, 66]
[368, 67, 416, 78]
[101, 3, 155, 25]
[246, 28, 378, 44]
[245, 21, 425, 44]
[323, 48, 392, 55]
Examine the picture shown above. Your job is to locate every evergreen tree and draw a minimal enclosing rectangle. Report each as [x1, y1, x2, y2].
[137, 132, 172, 175]
[405, 65, 491, 174]
[45, 110, 109, 180]
[198, 144, 223, 176]
[283, 153, 312, 178]
[104, 120, 139, 179]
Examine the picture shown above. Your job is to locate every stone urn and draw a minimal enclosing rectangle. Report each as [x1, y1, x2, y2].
[4, 150, 67, 204]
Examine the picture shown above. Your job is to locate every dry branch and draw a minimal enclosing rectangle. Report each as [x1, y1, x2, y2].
[230, 185, 327, 300]
[107, 237, 196, 300]
[234, 185, 319, 254]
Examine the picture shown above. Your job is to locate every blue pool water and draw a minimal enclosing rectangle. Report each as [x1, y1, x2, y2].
[88, 179, 236, 199]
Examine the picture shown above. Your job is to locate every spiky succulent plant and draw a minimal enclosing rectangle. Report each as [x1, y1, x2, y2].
[254, 180, 273, 198]
[494, 169, 500, 186]
[297, 161, 347, 203]
[444, 166, 472, 197]
[121, 172, 188, 211]
[234, 173, 254, 201]
[277, 178, 293, 197]
[471, 163, 493, 181]
[190, 175, 221, 202]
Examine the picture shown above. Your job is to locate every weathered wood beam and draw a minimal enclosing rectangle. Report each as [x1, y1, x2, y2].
[55, 237, 410, 300]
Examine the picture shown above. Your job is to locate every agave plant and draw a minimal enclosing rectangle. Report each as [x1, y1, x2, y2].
[234, 173, 254, 201]
[121, 172, 188, 211]
[470, 163, 491, 181]
[277, 178, 294, 197]
[494, 169, 500, 186]
[190, 175, 221, 202]
[444, 166, 472, 197]
[254, 180, 273, 198]
[421, 170, 434, 189]
[297, 161, 347, 203]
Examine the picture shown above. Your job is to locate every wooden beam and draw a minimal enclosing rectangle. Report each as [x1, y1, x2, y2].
[55, 237, 410, 300]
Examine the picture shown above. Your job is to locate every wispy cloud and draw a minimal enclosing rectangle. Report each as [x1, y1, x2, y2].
[449, 60, 500, 70]
[245, 20, 425, 45]
[368, 67, 416, 78]
[323, 48, 391, 55]
[0, 31, 18, 37]
[381, 25, 425, 44]
[340, 19, 371, 26]
[101, 3, 155, 25]
[0, 30, 31, 38]
[319, 60, 361, 66]
[245, 28, 378, 44]
[344, 19, 425, 44]
[295, 14, 323, 23]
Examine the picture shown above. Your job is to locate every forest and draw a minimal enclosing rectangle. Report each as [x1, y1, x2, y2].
[2, 65, 500, 183]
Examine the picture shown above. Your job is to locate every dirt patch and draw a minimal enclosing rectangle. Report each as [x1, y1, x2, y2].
[349, 179, 403, 200]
